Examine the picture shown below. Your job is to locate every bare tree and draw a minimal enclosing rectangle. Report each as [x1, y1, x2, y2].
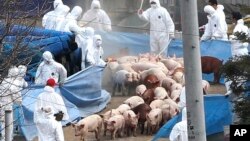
[0, 0, 51, 139]
[0, 0, 51, 82]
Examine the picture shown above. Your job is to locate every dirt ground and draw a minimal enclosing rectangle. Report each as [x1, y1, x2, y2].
[14, 83, 226, 141]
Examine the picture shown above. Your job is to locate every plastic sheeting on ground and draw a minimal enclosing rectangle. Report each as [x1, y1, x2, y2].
[152, 94, 232, 141]
[19, 66, 111, 141]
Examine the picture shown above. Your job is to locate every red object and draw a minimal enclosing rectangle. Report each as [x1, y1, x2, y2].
[46, 78, 56, 87]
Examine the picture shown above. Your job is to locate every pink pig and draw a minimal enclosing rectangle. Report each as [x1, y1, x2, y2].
[72, 114, 103, 141]
[106, 115, 125, 140]
[123, 110, 139, 137]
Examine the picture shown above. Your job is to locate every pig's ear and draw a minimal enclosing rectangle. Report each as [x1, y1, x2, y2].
[99, 114, 104, 118]
[110, 110, 113, 116]
[136, 113, 140, 119]
[111, 121, 116, 124]
[71, 123, 76, 128]
[154, 115, 158, 119]
[128, 113, 131, 119]
[175, 97, 180, 103]
[128, 103, 131, 107]
[79, 124, 85, 129]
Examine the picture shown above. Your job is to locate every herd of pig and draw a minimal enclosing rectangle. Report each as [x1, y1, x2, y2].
[71, 53, 210, 141]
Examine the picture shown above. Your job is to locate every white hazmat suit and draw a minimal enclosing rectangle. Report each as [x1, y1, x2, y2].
[0, 67, 19, 141]
[35, 106, 64, 141]
[79, 0, 112, 31]
[225, 19, 249, 95]
[11, 65, 28, 104]
[85, 34, 106, 67]
[35, 51, 67, 85]
[230, 19, 249, 57]
[34, 85, 69, 122]
[42, 0, 63, 28]
[42, 4, 70, 30]
[201, 5, 228, 41]
[56, 6, 83, 32]
[75, 27, 95, 69]
[138, 0, 175, 54]
[169, 107, 188, 141]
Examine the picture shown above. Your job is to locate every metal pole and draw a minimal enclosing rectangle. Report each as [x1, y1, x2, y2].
[5, 109, 12, 141]
[180, 0, 207, 141]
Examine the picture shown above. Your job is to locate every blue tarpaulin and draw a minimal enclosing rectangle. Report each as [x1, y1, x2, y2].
[19, 66, 111, 141]
[152, 94, 232, 141]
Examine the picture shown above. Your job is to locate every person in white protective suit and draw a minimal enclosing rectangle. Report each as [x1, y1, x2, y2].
[225, 12, 249, 96]
[208, 0, 226, 21]
[34, 78, 69, 141]
[138, 0, 175, 55]
[43, 3, 70, 30]
[0, 66, 19, 141]
[35, 106, 64, 141]
[75, 27, 95, 69]
[35, 51, 67, 85]
[56, 6, 83, 32]
[42, 0, 63, 28]
[85, 34, 106, 67]
[169, 107, 188, 141]
[200, 5, 228, 41]
[12, 65, 28, 104]
[79, 0, 112, 31]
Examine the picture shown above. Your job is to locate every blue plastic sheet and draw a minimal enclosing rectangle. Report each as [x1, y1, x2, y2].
[152, 94, 232, 141]
[20, 66, 111, 141]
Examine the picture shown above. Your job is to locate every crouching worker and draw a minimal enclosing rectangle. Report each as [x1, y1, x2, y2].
[36, 106, 64, 141]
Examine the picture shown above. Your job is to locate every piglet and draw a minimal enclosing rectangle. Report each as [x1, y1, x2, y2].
[123, 96, 145, 108]
[116, 104, 131, 115]
[106, 115, 125, 140]
[72, 114, 103, 141]
[101, 109, 120, 136]
[123, 110, 139, 137]
[146, 108, 162, 135]
[131, 103, 151, 134]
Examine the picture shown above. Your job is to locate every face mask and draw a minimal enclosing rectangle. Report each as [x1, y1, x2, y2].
[93, 7, 100, 11]
[151, 3, 157, 8]
[96, 40, 102, 47]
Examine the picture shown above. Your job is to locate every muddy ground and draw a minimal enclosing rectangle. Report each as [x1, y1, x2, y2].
[14, 81, 226, 141]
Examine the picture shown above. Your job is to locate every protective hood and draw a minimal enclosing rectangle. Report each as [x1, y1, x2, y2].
[217, 4, 224, 11]
[204, 5, 215, 16]
[18, 65, 27, 77]
[54, 4, 70, 15]
[53, 0, 63, 9]
[70, 6, 83, 20]
[42, 51, 54, 62]
[93, 34, 102, 47]
[149, 0, 161, 7]
[8, 66, 19, 78]
[182, 107, 187, 121]
[91, 0, 101, 9]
